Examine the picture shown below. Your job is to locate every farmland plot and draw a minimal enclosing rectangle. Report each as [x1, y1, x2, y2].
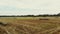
[0, 17, 60, 34]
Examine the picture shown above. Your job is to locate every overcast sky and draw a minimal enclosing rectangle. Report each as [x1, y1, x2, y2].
[0, 0, 60, 15]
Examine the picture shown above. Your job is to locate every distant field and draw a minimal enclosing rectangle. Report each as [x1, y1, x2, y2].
[0, 17, 60, 34]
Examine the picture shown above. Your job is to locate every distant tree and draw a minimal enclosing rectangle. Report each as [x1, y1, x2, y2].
[57, 13, 60, 16]
[27, 15, 35, 17]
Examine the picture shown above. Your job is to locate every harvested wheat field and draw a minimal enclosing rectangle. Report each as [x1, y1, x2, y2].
[0, 17, 60, 34]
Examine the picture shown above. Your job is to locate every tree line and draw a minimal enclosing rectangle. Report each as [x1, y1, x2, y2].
[0, 13, 60, 17]
[18, 13, 60, 17]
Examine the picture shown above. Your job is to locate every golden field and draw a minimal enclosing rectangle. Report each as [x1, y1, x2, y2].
[0, 17, 60, 34]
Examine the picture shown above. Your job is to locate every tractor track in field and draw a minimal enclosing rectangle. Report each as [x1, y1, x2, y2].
[0, 23, 60, 34]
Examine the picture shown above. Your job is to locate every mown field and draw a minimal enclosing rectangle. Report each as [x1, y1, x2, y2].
[0, 17, 60, 34]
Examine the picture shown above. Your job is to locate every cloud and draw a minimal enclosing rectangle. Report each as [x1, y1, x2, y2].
[0, 0, 60, 15]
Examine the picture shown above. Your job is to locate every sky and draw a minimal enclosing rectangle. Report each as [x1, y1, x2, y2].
[0, 0, 60, 15]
